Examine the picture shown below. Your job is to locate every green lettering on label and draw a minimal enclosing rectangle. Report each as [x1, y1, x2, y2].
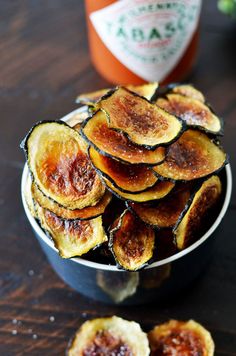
[165, 22, 176, 38]
[132, 28, 145, 42]
[116, 27, 127, 38]
[178, 16, 187, 31]
[149, 28, 162, 40]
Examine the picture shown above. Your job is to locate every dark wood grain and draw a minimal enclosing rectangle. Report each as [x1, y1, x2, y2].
[0, 1, 236, 355]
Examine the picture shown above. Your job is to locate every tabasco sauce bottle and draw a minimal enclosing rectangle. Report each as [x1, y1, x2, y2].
[85, 0, 202, 85]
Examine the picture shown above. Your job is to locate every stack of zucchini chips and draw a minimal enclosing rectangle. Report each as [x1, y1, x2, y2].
[22, 83, 227, 271]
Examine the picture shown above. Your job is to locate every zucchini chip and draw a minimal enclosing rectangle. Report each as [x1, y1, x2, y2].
[36, 204, 107, 258]
[24, 174, 37, 219]
[32, 182, 112, 220]
[128, 186, 191, 228]
[173, 175, 222, 250]
[109, 210, 155, 271]
[99, 87, 183, 148]
[88, 146, 158, 193]
[104, 177, 175, 203]
[68, 316, 150, 356]
[75, 82, 158, 105]
[81, 110, 166, 165]
[153, 130, 227, 181]
[148, 319, 214, 356]
[23, 121, 105, 210]
[172, 84, 205, 102]
[156, 93, 222, 134]
[127, 82, 158, 101]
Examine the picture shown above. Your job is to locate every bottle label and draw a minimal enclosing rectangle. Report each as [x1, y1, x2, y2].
[90, 0, 201, 81]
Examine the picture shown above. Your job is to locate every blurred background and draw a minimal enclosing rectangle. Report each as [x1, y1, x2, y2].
[0, 1, 236, 354]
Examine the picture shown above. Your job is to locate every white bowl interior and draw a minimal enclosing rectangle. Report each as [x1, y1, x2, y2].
[21, 108, 233, 272]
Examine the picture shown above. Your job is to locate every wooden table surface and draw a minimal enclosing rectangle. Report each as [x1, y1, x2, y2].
[1, 1, 236, 355]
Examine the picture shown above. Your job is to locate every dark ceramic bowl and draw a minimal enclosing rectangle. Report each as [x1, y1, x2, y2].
[21, 108, 232, 305]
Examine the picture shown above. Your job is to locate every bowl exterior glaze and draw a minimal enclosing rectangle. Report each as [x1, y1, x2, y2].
[33, 227, 217, 305]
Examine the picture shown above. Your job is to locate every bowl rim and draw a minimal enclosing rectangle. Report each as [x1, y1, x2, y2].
[21, 107, 233, 272]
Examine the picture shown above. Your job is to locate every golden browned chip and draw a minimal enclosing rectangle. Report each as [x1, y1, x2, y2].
[156, 93, 222, 134]
[76, 82, 158, 105]
[128, 186, 191, 228]
[148, 319, 214, 356]
[174, 175, 222, 249]
[126, 82, 158, 100]
[109, 210, 155, 271]
[88, 146, 158, 193]
[81, 110, 166, 165]
[36, 204, 107, 258]
[67, 316, 150, 356]
[172, 84, 205, 102]
[23, 121, 105, 210]
[153, 130, 226, 181]
[103, 177, 175, 203]
[155, 97, 172, 112]
[99, 87, 183, 148]
[24, 174, 37, 219]
[32, 182, 112, 220]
